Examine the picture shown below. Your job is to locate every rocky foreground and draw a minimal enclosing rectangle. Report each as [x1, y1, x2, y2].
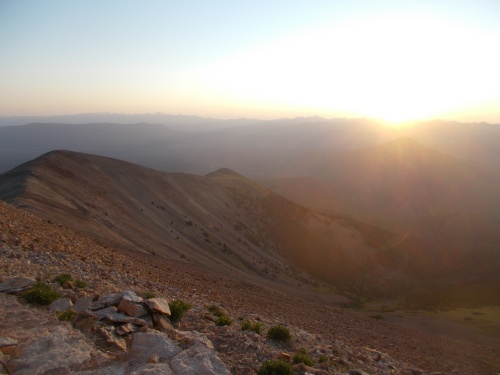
[0, 200, 498, 374]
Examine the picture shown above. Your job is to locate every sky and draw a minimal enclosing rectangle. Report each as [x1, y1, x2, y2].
[1, 0, 500, 123]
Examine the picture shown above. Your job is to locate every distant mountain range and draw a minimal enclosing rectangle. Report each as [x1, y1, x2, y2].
[1, 115, 499, 306]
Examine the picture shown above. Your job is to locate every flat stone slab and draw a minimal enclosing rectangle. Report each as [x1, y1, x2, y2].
[0, 277, 36, 294]
[49, 297, 74, 312]
[104, 312, 147, 327]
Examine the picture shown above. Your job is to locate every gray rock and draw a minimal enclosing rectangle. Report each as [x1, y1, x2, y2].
[73, 296, 95, 312]
[104, 311, 148, 327]
[129, 331, 181, 364]
[75, 362, 127, 374]
[130, 363, 172, 375]
[7, 325, 92, 375]
[118, 298, 147, 317]
[49, 297, 73, 311]
[0, 337, 17, 348]
[176, 330, 214, 349]
[145, 298, 171, 315]
[171, 342, 230, 375]
[93, 305, 118, 318]
[152, 313, 173, 332]
[115, 322, 140, 336]
[121, 290, 143, 303]
[90, 293, 123, 310]
[73, 310, 101, 332]
[97, 326, 128, 351]
[0, 277, 36, 294]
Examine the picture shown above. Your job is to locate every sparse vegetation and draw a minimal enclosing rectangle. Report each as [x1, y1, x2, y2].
[293, 348, 315, 366]
[207, 304, 225, 317]
[21, 282, 61, 305]
[75, 280, 87, 288]
[267, 325, 291, 343]
[215, 315, 233, 326]
[257, 359, 294, 375]
[168, 299, 192, 323]
[319, 354, 328, 363]
[57, 309, 77, 321]
[241, 319, 263, 334]
[143, 291, 156, 299]
[52, 273, 73, 286]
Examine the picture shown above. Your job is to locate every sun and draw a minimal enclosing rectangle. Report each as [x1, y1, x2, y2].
[196, 14, 499, 122]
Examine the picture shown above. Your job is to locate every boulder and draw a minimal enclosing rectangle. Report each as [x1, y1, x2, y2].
[49, 297, 73, 311]
[97, 326, 128, 351]
[73, 296, 95, 312]
[129, 331, 181, 364]
[176, 330, 214, 349]
[145, 298, 171, 316]
[0, 277, 36, 294]
[7, 325, 93, 375]
[170, 342, 230, 375]
[73, 310, 101, 332]
[118, 298, 147, 318]
[152, 313, 174, 332]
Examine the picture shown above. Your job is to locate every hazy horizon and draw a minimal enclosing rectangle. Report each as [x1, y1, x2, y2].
[1, 1, 500, 124]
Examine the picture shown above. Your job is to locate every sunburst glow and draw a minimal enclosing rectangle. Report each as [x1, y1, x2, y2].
[197, 15, 500, 122]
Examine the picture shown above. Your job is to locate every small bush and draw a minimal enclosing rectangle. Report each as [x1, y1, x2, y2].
[241, 319, 263, 334]
[267, 325, 291, 343]
[318, 354, 328, 363]
[75, 280, 87, 288]
[168, 300, 192, 323]
[53, 273, 73, 285]
[215, 315, 233, 326]
[207, 304, 225, 317]
[143, 291, 156, 299]
[21, 282, 61, 305]
[257, 359, 294, 375]
[293, 348, 315, 366]
[57, 309, 77, 321]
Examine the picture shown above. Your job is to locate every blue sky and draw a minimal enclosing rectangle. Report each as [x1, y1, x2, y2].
[1, 0, 500, 122]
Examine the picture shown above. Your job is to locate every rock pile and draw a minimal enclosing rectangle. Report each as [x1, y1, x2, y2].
[0, 279, 230, 375]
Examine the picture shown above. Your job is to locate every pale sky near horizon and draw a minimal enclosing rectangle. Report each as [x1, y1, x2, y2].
[1, 0, 500, 123]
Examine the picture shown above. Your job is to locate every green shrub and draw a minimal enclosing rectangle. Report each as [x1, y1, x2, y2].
[207, 304, 225, 317]
[257, 359, 294, 375]
[168, 300, 192, 322]
[53, 273, 73, 286]
[267, 325, 291, 343]
[293, 348, 315, 366]
[241, 319, 263, 334]
[21, 282, 61, 305]
[215, 315, 233, 326]
[143, 291, 156, 299]
[57, 309, 77, 321]
[75, 280, 87, 288]
[318, 354, 328, 363]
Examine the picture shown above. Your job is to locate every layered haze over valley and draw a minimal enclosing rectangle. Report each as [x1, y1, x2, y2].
[1, 1, 500, 374]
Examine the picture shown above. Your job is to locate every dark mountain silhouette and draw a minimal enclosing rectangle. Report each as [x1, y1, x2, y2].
[1, 150, 498, 306]
[0, 150, 394, 287]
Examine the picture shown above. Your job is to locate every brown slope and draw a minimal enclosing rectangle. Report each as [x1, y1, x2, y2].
[0, 150, 385, 287]
[2, 198, 498, 374]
